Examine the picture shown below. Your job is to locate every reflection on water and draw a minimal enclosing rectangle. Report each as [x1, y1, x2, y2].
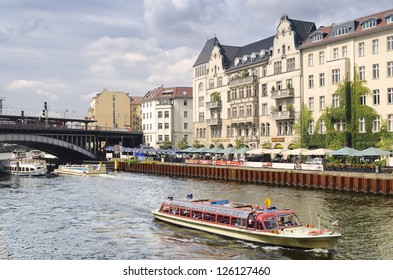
[0, 172, 392, 260]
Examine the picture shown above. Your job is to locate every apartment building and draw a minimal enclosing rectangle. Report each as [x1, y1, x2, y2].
[88, 88, 131, 129]
[301, 8, 393, 145]
[130, 96, 142, 131]
[193, 14, 315, 149]
[141, 87, 193, 148]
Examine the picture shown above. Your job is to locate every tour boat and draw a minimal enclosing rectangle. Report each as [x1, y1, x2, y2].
[152, 197, 341, 250]
[53, 163, 107, 176]
[0, 150, 48, 176]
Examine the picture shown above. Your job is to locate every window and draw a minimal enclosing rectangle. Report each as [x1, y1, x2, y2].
[198, 82, 204, 92]
[274, 61, 282, 74]
[308, 97, 314, 111]
[217, 76, 223, 87]
[320, 120, 326, 134]
[158, 135, 163, 142]
[319, 51, 325, 64]
[262, 103, 268, 116]
[333, 26, 350, 36]
[183, 100, 187, 106]
[360, 94, 366, 105]
[262, 66, 267, 77]
[165, 135, 169, 141]
[373, 90, 380, 105]
[287, 58, 295, 71]
[388, 61, 393, 77]
[158, 123, 163, 129]
[359, 66, 365, 80]
[388, 115, 393, 131]
[308, 75, 314, 88]
[276, 81, 282, 91]
[319, 73, 325, 87]
[262, 84, 268, 96]
[342, 46, 347, 57]
[373, 64, 379, 79]
[333, 94, 340, 108]
[286, 79, 293, 90]
[333, 48, 339, 59]
[359, 117, 366, 132]
[184, 123, 188, 130]
[388, 36, 393, 51]
[319, 96, 325, 110]
[308, 54, 313, 66]
[309, 120, 315, 134]
[388, 15, 393, 24]
[332, 69, 340, 83]
[311, 33, 323, 42]
[184, 111, 188, 118]
[198, 96, 204, 107]
[359, 42, 365, 56]
[372, 39, 379, 54]
[388, 88, 393, 104]
[361, 19, 377, 29]
[164, 111, 169, 118]
[164, 123, 169, 129]
[209, 78, 214, 89]
[373, 116, 381, 132]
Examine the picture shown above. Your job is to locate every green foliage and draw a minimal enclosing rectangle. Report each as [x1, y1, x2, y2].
[294, 103, 312, 148]
[160, 140, 172, 149]
[192, 140, 204, 148]
[126, 157, 139, 165]
[211, 91, 221, 102]
[235, 137, 246, 149]
[177, 138, 188, 150]
[241, 70, 249, 78]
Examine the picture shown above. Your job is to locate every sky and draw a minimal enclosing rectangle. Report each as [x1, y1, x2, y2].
[1, 0, 392, 118]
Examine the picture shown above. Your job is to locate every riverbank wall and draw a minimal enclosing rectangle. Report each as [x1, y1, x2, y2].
[115, 161, 393, 195]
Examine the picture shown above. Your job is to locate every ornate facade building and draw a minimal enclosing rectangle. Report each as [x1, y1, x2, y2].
[193, 8, 393, 149]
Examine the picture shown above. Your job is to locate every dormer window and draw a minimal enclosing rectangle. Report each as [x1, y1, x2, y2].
[242, 55, 249, 63]
[234, 58, 240, 66]
[385, 13, 393, 24]
[333, 26, 350, 37]
[310, 33, 323, 42]
[360, 17, 378, 30]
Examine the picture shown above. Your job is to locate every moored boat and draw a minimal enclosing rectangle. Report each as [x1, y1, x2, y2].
[0, 150, 48, 176]
[152, 197, 341, 250]
[53, 163, 107, 176]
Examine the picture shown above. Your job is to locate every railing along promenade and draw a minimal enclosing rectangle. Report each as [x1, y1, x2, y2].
[115, 161, 393, 196]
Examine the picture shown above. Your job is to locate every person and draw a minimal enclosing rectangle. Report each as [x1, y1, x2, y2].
[280, 217, 285, 226]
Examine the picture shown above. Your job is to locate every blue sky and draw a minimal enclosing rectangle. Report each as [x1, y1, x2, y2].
[1, 0, 392, 118]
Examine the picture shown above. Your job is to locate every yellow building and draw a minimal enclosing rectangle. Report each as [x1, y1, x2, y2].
[130, 96, 142, 131]
[88, 88, 131, 130]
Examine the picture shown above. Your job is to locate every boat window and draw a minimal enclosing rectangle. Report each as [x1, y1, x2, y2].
[170, 207, 179, 215]
[217, 215, 230, 224]
[192, 211, 203, 219]
[278, 214, 300, 227]
[203, 212, 215, 221]
[263, 217, 278, 230]
[160, 205, 170, 213]
[179, 208, 190, 217]
[231, 217, 241, 226]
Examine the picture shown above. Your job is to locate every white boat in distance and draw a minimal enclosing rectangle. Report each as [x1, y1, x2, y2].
[152, 197, 341, 250]
[53, 163, 107, 176]
[0, 150, 48, 176]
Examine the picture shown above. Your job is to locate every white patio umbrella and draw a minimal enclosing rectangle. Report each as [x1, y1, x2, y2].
[246, 148, 271, 155]
[303, 148, 333, 156]
[281, 148, 309, 156]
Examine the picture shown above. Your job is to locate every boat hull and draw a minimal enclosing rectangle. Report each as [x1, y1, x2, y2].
[53, 164, 107, 176]
[152, 211, 340, 250]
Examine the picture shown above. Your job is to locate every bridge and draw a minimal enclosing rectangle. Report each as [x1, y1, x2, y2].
[0, 114, 142, 161]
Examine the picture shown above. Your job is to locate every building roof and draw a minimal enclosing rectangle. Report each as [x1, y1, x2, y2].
[130, 96, 142, 105]
[142, 87, 193, 101]
[301, 8, 393, 48]
[193, 16, 315, 70]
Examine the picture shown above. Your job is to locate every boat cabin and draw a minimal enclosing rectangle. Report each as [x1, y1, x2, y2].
[158, 199, 301, 231]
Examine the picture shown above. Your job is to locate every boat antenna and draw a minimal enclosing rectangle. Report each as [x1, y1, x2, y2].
[317, 214, 321, 230]
[309, 207, 312, 226]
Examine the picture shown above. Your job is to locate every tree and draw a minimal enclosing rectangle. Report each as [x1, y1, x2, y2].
[161, 140, 172, 149]
[235, 136, 246, 149]
[177, 138, 188, 150]
[294, 103, 312, 148]
[192, 140, 204, 148]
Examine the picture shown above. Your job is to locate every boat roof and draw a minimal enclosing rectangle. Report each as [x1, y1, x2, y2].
[165, 199, 254, 219]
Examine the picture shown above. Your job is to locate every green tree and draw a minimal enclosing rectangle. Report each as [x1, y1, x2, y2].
[192, 140, 204, 148]
[294, 103, 312, 148]
[376, 120, 393, 151]
[177, 138, 188, 150]
[235, 137, 246, 149]
[161, 140, 172, 149]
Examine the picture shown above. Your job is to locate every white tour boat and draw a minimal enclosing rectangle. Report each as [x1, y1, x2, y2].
[0, 150, 48, 176]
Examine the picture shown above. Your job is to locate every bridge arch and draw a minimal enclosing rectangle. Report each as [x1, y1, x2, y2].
[0, 134, 97, 160]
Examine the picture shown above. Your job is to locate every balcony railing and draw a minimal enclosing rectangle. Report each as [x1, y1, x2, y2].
[206, 118, 222, 126]
[271, 88, 294, 99]
[206, 100, 222, 109]
[271, 110, 295, 120]
[230, 116, 258, 124]
[230, 75, 258, 87]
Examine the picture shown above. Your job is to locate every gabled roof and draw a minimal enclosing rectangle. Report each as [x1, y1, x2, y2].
[288, 18, 316, 46]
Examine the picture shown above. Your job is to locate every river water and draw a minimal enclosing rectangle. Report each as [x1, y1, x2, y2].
[0, 170, 393, 260]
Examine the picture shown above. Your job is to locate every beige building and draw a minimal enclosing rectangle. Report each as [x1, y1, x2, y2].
[301, 8, 393, 140]
[130, 96, 142, 131]
[141, 87, 193, 148]
[193, 15, 315, 149]
[88, 88, 131, 129]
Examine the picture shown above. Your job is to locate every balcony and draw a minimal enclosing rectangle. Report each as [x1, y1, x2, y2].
[230, 116, 258, 125]
[271, 110, 295, 120]
[230, 75, 258, 87]
[207, 118, 222, 126]
[206, 100, 222, 109]
[229, 95, 258, 105]
[271, 88, 294, 99]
